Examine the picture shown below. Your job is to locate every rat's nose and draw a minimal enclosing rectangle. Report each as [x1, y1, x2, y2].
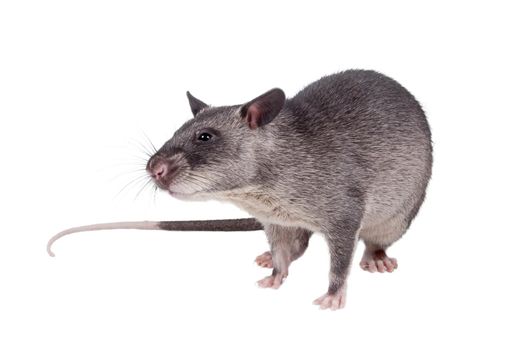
[147, 155, 172, 181]
[153, 162, 168, 180]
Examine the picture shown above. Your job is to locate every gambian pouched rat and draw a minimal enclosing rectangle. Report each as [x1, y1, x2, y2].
[47, 69, 432, 310]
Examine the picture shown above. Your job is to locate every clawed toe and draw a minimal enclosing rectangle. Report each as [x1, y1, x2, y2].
[255, 251, 273, 268]
[360, 249, 398, 273]
[257, 273, 286, 289]
[313, 289, 347, 310]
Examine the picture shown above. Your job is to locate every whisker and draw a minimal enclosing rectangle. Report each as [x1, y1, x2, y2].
[107, 168, 148, 183]
[186, 172, 216, 186]
[153, 184, 159, 203]
[134, 177, 153, 201]
[182, 175, 211, 190]
[130, 138, 154, 158]
[101, 162, 148, 169]
[115, 173, 151, 199]
[148, 182, 159, 204]
[142, 131, 158, 154]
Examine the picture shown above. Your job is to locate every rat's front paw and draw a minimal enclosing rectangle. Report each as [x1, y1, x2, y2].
[257, 272, 286, 289]
[313, 289, 347, 310]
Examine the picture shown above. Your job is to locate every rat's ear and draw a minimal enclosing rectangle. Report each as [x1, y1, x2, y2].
[186, 91, 209, 117]
[240, 88, 285, 129]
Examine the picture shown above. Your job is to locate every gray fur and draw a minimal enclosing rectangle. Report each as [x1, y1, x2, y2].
[265, 224, 312, 277]
[150, 69, 432, 299]
[186, 91, 209, 117]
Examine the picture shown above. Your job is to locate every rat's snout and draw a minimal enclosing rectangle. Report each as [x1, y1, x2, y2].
[147, 155, 177, 185]
[152, 162, 168, 180]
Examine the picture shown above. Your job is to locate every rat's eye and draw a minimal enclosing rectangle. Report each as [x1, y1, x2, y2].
[194, 128, 219, 143]
[197, 132, 213, 142]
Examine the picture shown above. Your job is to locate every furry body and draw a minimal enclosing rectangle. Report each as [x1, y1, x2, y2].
[48, 70, 432, 310]
[152, 70, 432, 309]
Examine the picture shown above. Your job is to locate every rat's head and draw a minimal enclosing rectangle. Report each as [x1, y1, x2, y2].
[146, 88, 285, 199]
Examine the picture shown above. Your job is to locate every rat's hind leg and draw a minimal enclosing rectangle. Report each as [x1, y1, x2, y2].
[257, 225, 312, 289]
[359, 244, 398, 273]
[358, 218, 405, 273]
[255, 251, 273, 268]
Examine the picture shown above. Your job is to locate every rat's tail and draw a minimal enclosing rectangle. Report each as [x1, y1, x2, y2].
[47, 218, 263, 257]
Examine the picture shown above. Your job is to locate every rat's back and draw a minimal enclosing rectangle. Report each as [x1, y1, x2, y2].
[279, 70, 432, 244]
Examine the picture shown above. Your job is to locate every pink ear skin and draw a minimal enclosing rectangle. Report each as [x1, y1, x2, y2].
[246, 104, 262, 130]
[240, 88, 286, 130]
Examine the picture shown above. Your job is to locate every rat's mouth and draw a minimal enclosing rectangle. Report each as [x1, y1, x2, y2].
[147, 153, 188, 191]
[146, 153, 210, 197]
[149, 167, 179, 190]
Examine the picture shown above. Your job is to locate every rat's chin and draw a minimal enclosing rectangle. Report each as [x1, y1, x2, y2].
[168, 188, 215, 201]
[163, 178, 212, 199]
[167, 190, 194, 198]
[154, 179, 199, 198]
[167, 189, 196, 198]
[167, 187, 205, 199]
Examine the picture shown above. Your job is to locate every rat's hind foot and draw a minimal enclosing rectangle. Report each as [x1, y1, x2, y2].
[313, 285, 347, 310]
[360, 248, 398, 273]
[255, 251, 273, 268]
[257, 271, 286, 289]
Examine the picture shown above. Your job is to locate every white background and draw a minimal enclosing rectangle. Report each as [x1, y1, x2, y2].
[1, 1, 524, 349]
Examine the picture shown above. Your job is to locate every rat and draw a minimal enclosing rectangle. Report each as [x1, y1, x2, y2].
[47, 69, 432, 310]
